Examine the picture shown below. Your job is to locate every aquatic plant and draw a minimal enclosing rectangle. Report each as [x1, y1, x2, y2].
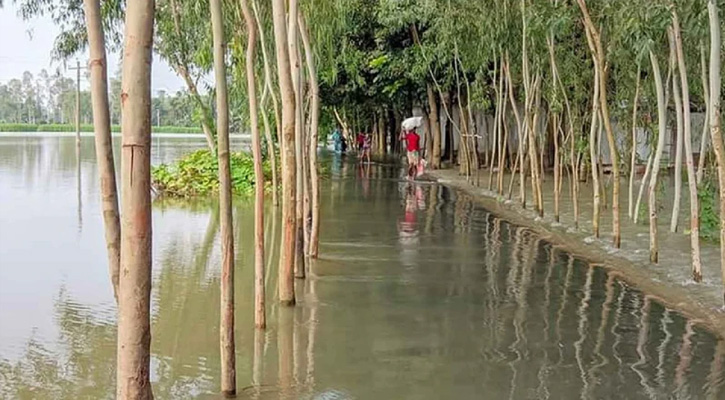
[152, 149, 273, 198]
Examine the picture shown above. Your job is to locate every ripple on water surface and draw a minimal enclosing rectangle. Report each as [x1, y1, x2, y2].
[1, 140, 724, 399]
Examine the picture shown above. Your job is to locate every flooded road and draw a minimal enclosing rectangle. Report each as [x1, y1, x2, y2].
[0, 135, 723, 399]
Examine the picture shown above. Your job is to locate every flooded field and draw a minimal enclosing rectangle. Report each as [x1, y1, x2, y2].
[0, 135, 723, 399]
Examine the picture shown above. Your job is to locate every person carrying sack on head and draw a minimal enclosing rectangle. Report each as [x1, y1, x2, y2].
[401, 128, 421, 180]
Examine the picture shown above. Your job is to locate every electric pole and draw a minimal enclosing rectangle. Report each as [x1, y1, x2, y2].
[69, 60, 87, 147]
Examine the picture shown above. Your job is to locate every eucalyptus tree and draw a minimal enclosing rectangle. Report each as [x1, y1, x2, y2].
[287, 0, 306, 280]
[237, 0, 266, 329]
[707, 0, 725, 303]
[272, 0, 297, 306]
[116, 0, 154, 397]
[17, 0, 125, 307]
[155, 0, 216, 152]
[209, 0, 236, 392]
[298, 9, 322, 258]
[576, 0, 622, 248]
[253, 0, 280, 206]
[672, 3, 703, 282]
[82, 0, 121, 302]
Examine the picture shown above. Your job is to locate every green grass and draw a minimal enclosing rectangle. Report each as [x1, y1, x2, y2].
[0, 123, 202, 134]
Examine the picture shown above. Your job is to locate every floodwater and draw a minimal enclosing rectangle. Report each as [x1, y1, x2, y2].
[0, 135, 724, 399]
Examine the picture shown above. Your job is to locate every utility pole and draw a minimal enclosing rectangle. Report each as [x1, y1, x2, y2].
[69, 60, 87, 147]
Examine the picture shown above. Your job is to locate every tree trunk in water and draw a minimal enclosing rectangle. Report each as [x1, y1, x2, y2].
[210, 0, 236, 394]
[272, 0, 296, 305]
[504, 55, 525, 207]
[116, 0, 154, 397]
[628, 65, 641, 220]
[378, 111, 386, 155]
[698, 44, 710, 184]
[673, 10, 703, 282]
[288, 0, 305, 280]
[590, 67, 601, 238]
[239, 0, 266, 329]
[577, 0, 621, 247]
[488, 61, 500, 191]
[553, 112, 560, 222]
[648, 50, 667, 264]
[598, 57, 620, 247]
[298, 12, 321, 259]
[252, 0, 278, 207]
[497, 75, 509, 195]
[708, 0, 725, 302]
[634, 151, 654, 225]
[669, 30, 684, 233]
[523, 72, 543, 216]
[83, 0, 120, 302]
[494, 57, 506, 193]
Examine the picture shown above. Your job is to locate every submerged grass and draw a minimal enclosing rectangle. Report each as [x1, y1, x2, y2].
[152, 149, 272, 198]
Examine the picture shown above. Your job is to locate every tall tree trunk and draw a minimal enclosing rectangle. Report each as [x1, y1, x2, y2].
[577, 0, 621, 247]
[210, 0, 236, 394]
[708, 0, 725, 302]
[493, 56, 505, 192]
[497, 68, 509, 194]
[83, 0, 120, 301]
[590, 67, 601, 238]
[288, 0, 305, 279]
[488, 58, 500, 191]
[669, 29, 684, 233]
[298, 12, 321, 259]
[378, 111, 386, 155]
[673, 10, 703, 282]
[504, 54, 525, 207]
[698, 44, 710, 184]
[648, 50, 667, 264]
[239, 0, 266, 329]
[272, 0, 296, 305]
[628, 65, 641, 220]
[252, 0, 278, 206]
[634, 150, 654, 225]
[426, 90, 441, 169]
[116, 0, 154, 397]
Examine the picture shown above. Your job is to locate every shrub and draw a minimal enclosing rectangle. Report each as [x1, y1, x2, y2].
[152, 149, 273, 198]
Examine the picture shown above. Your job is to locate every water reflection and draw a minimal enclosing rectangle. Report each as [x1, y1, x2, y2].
[76, 143, 82, 234]
[1, 138, 725, 399]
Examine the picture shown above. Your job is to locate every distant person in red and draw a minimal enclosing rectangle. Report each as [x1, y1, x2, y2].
[401, 129, 421, 179]
[356, 132, 365, 152]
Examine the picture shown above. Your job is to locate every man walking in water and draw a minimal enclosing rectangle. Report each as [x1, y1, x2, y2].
[402, 128, 421, 180]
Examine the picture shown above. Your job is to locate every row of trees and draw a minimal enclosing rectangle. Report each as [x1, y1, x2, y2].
[0, 69, 201, 127]
[306, 0, 725, 299]
[17, 0, 326, 396]
[19, 0, 725, 395]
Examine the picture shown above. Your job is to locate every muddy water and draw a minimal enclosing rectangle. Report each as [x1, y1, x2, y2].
[0, 136, 723, 399]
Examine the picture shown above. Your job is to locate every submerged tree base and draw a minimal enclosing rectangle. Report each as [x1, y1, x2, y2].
[152, 149, 273, 198]
[428, 168, 725, 335]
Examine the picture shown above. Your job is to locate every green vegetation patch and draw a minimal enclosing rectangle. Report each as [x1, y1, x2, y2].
[152, 149, 272, 198]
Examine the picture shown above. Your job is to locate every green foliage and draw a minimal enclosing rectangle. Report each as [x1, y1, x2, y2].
[152, 150, 273, 198]
[698, 178, 720, 242]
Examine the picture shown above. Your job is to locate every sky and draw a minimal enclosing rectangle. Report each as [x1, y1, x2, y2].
[0, 3, 187, 94]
